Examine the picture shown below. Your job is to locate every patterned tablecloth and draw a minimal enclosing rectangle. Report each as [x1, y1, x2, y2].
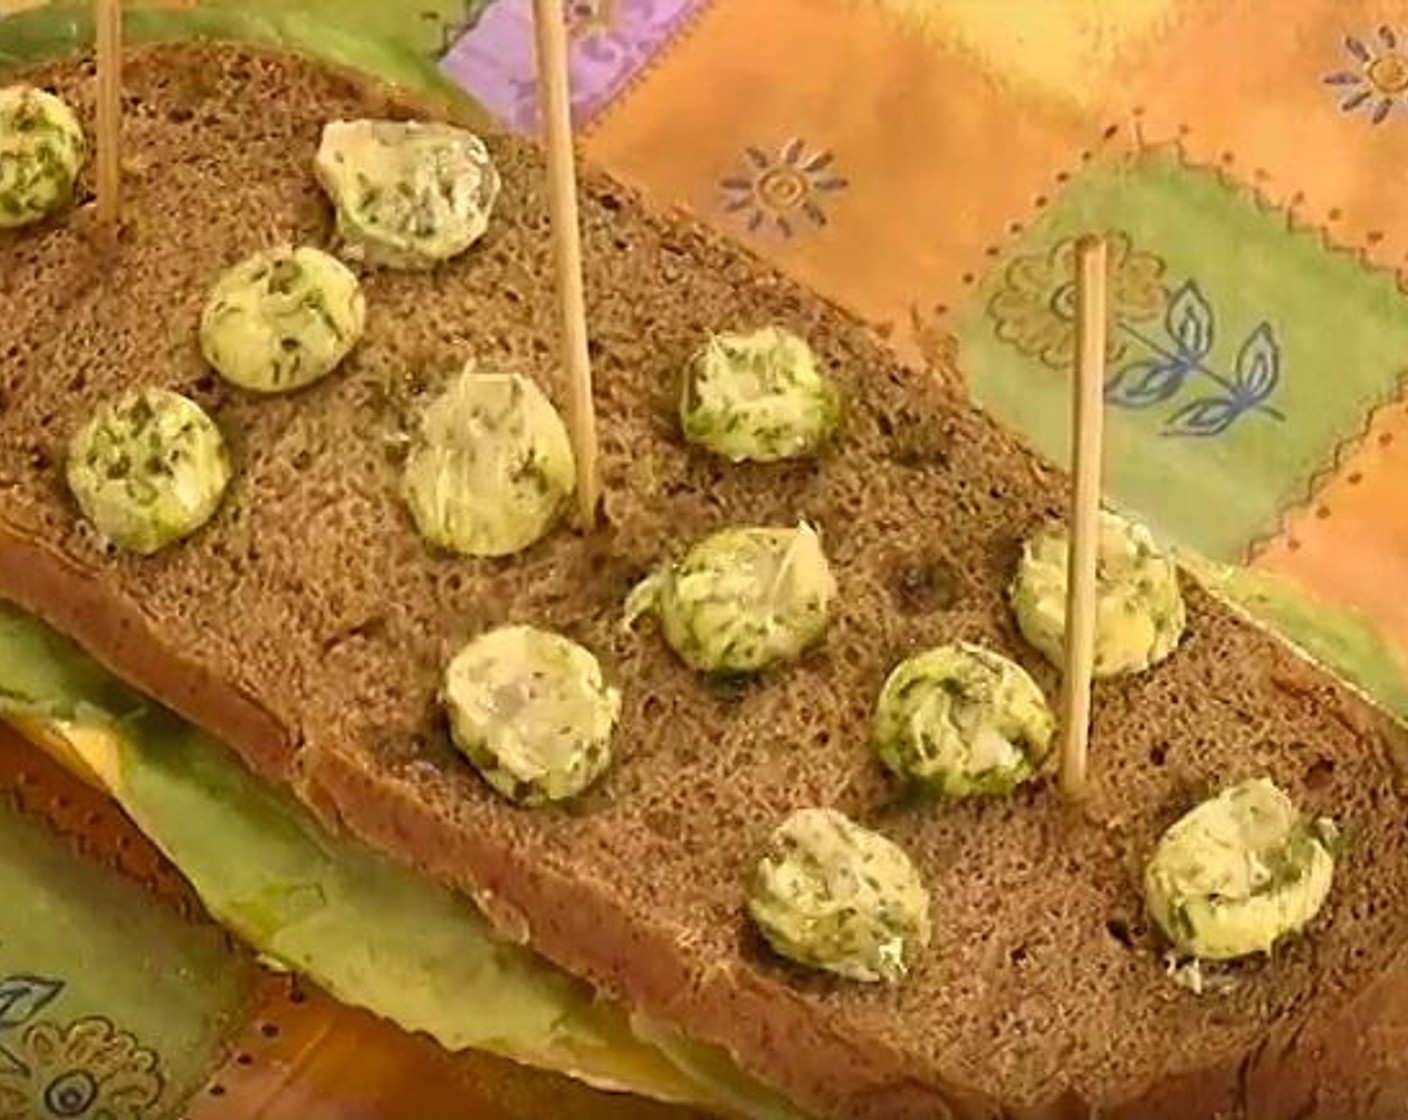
[438, 0, 1408, 719]
[5, 1, 1408, 1117]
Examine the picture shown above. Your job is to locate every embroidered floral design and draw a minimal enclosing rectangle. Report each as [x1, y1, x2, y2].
[0, 1017, 162, 1120]
[988, 232, 1285, 438]
[988, 232, 1165, 371]
[719, 139, 848, 237]
[1324, 25, 1408, 124]
[1105, 282, 1285, 438]
[440, 0, 707, 132]
[0, 977, 63, 1030]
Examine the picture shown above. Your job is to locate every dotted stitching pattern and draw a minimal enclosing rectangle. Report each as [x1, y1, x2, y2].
[908, 118, 1128, 335]
[1139, 124, 1408, 561]
[1262, 383, 1408, 557]
[193, 979, 308, 1117]
[914, 104, 1408, 566]
[579, 0, 723, 140]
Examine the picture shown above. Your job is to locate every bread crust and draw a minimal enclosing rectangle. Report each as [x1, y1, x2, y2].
[0, 523, 292, 779]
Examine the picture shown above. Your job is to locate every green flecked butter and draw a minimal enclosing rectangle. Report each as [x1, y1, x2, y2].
[0, 85, 85, 229]
[624, 523, 835, 675]
[314, 118, 501, 269]
[443, 625, 621, 805]
[679, 327, 842, 463]
[873, 642, 1054, 798]
[1009, 508, 1186, 678]
[402, 367, 576, 558]
[65, 388, 231, 555]
[748, 807, 931, 984]
[1144, 777, 1338, 963]
[199, 246, 366, 394]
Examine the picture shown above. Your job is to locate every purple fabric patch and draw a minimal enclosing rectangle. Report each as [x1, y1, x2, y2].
[441, 0, 707, 133]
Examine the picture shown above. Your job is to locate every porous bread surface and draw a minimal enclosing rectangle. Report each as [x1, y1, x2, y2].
[4, 44, 1408, 1120]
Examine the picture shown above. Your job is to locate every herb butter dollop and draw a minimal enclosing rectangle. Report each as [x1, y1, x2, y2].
[66, 389, 231, 555]
[748, 808, 931, 983]
[0, 85, 85, 229]
[679, 327, 842, 463]
[1144, 777, 1338, 963]
[200, 246, 366, 394]
[873, 643, 1054, 798]
[314, 119, 501, 269]
[403, 368, 576, 558]
[443, 625, 621, 805]
[1009, 509, 1185, 677]
[624, 523, 835, 675]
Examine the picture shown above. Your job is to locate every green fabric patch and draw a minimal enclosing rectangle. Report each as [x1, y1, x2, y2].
[954, 150, 1408, 562]
[0, 804, 253, 1120]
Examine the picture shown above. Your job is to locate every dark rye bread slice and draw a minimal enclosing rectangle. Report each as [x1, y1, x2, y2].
[5, 42, 1408, 1120]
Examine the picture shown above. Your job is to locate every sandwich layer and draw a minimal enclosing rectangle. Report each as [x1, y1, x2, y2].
[4, 44, 1408, 1120]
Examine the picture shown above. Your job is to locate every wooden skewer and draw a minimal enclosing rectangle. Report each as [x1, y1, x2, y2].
[532, 0, 601, 530]
[1057, 235, 1108, 801]
[94, 0, 123, 247]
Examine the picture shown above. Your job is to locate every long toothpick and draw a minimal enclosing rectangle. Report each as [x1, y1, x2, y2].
[532, 0, 601, 530]
[1057, 236, 1108, 801]
[95, 0, 123, 247]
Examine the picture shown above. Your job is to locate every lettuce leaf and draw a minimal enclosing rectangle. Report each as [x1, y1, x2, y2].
[631, 1015, 812, 1120]
[0, 604, 708, 1101]
[0, 602, 809, 1116]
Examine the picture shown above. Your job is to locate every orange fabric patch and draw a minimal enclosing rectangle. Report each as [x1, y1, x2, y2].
[583, 0, 1107, 333]
[1254, 388, 1408, 656]
[1128, 0, 1408, 275]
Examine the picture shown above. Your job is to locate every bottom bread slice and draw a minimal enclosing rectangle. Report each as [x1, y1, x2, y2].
[4, 42, 1408, 1120]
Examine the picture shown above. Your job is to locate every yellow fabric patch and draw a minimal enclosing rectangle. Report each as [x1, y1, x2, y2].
[865, 0, 1186, 108]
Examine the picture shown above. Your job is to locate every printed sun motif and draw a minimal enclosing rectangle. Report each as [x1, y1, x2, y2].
[987, 232, 1167, 371]
[0, 1017, 162, 1120]
[1324, 26, 1408, 124]
[719, 139, 849, 237]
